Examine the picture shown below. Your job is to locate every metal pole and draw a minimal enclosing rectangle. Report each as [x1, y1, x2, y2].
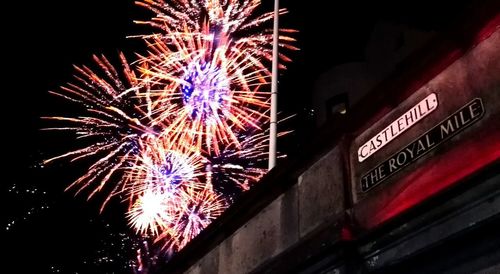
[268, 0, 279, 170]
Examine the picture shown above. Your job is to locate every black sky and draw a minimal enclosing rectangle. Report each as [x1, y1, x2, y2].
[3, 0, 473, 273]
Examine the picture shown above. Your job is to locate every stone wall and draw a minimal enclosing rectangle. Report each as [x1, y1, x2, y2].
[185, 146, 346, 274]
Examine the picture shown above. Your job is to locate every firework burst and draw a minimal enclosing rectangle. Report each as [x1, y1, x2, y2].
[45, 0, 295, 259]
[125, 136, 210, 238]
[137, 27, 272, 154]
[127, 189, 170, 236]
[156, 183, 227, 252]
[133, 0, 297, 154]
[124, 137, 206, 199]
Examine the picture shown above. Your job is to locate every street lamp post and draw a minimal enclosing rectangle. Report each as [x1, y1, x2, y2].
[268, 0, 279, 170]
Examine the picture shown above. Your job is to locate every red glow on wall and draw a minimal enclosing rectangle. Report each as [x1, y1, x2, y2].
[370, 129, 500, 228]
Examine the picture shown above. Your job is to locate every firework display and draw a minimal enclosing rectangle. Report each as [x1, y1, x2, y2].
[45, 0, 294, 256]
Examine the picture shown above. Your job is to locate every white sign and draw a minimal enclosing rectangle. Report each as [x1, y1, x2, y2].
[358, 93, 438, 162]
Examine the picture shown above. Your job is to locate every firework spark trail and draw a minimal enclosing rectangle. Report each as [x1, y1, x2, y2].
[135, 0, 298, 59]
[207, 117, 293, 199]
[43, 53, 162, 211]
[209, 131, 268, 192]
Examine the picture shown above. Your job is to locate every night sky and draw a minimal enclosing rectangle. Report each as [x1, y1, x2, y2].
[3, 0, 470, 273]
